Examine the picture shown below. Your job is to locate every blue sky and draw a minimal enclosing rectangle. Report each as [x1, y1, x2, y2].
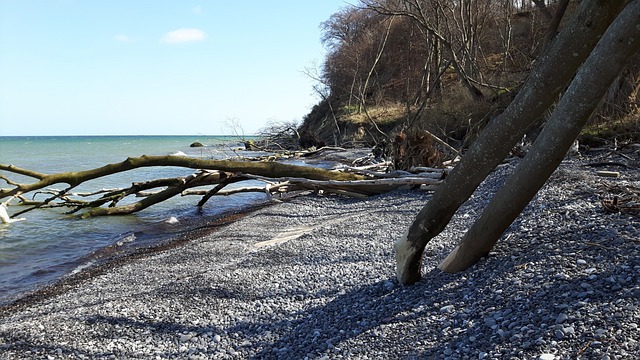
[0, 1, 349, 136]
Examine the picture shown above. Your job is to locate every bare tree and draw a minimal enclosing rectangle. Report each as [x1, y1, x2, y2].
[363, 0, 486, 100]
[536, 0, 571, 46]
[439, 0, 640, 272]
[0, 155, 448, 219]
[394, 0, 630, 285]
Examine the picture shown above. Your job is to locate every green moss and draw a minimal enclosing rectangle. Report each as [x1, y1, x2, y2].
[580, 114, 640, 145]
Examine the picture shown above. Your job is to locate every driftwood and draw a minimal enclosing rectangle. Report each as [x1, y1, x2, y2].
[0, 154, 446, 219]
[595, 170, 621, 178]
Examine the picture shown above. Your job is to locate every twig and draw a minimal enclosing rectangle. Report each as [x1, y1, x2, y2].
[582, 241, 615, 250]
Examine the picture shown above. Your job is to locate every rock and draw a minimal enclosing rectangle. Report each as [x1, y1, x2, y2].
[539, 354, 555, 360]
[563, 326, 575, 335]
[190, 141, 204, 147]
[484, 317, 497, 327]
[555, 313, 568, 324]
[440, 305, 455, 313]
[383, 280, 395, 291]
[576, 259, 587, 265]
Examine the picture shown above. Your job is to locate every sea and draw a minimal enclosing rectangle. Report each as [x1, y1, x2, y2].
[0, 135, 271, 306]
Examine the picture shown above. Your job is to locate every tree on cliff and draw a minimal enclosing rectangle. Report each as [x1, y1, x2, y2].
[395, 0, 639, 284]
[303, 0, 580, 148]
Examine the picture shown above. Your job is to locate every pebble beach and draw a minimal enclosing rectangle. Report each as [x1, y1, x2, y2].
[0, 151, 638, 359]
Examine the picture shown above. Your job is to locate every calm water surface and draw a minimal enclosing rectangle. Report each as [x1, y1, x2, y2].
[0, 136, 267, 305]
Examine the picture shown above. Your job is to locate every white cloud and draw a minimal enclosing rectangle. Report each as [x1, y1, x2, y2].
[113, 34, 133, 43]
[162, 28, 206, 44]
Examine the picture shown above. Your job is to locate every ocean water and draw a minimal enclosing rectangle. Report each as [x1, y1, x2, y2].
[0, 136, 269, 306]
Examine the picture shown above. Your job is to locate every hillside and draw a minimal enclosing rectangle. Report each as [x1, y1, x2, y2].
[297, 0, 639, 152]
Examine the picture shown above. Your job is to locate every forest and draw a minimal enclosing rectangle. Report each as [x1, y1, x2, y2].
[289, 0, 639, 155]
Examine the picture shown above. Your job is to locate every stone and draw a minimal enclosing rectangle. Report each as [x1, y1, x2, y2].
[440, 305, 455, 313]
[484, 317, 497, 327]
[383, 281, 395, 291]
[555, 313, 568, 324]
[539, 354, 555, 360]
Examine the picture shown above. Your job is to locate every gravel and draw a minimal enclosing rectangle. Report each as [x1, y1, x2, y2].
[0, 152, 638, 359]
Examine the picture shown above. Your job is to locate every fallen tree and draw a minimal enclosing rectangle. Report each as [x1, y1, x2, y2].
[0, 153, 446, 219]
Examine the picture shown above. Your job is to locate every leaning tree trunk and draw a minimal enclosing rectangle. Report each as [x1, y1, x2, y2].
[439, 0, 640, 272]
[395, 0, 630, 285]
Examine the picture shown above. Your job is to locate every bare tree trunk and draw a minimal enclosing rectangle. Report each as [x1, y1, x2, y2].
[395, 0, 629, 285]
[543, 0, 570, 46]
[0, 155, 363, 200]
[359, 17, 394, 139]
[532, 0, 553, 21]
[1, 154, 447, 219]
[439, 0, 640, 273]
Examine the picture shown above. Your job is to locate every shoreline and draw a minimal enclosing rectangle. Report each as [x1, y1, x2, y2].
[0, 135, 270, 309]
[0, 202, 273, 316]
[0, 153, 638, 359]
[0, 147, 366, 311]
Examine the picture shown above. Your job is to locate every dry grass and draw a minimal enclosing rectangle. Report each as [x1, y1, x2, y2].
[340, 104, 408, 125]
[582, 111, 640, 145]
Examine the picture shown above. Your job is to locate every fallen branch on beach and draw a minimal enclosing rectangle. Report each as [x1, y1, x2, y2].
[0, 154, 446, 219]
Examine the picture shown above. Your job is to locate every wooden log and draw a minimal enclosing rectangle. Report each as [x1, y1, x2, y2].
[596, 171, 620, 178]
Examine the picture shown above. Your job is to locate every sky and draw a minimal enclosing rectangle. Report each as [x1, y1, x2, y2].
[0, 0, 349, 136]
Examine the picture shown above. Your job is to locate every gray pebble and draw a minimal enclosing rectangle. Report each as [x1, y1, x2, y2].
[555, 313, 569, 324]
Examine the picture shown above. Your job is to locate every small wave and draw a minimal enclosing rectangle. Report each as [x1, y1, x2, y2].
[70, 260, 95, 275]
[165, 216, 179, 224]
[30, 268, 57, 277]
[115, 233, 136, 247]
